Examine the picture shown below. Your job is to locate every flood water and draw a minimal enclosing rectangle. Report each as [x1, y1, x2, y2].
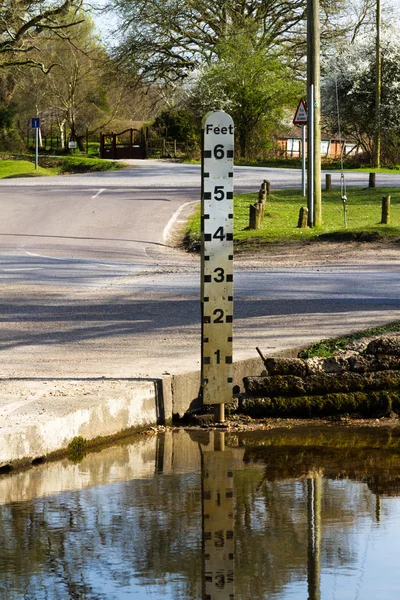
[1, 426, 400, 599]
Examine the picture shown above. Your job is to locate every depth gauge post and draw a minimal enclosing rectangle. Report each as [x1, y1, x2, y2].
[201, 111, 234, 422]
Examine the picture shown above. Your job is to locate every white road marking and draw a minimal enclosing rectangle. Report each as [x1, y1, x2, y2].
[91, 188, 106, 199]
[25, 251, 127, 269]
[163, 200, 198, 243]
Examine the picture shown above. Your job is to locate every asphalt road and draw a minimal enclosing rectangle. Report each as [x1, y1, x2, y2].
[0, 160, 398, 379]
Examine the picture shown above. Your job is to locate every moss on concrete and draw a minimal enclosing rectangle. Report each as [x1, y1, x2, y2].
[240, 390, 397, 418]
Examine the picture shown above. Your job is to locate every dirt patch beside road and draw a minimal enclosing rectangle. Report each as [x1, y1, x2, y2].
[234, 239, 400, 269]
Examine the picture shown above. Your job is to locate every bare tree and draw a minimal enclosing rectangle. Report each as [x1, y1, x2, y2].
[0, 0, 85, 71]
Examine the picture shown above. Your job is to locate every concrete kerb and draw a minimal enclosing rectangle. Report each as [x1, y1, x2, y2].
[0, 347, 304, 468]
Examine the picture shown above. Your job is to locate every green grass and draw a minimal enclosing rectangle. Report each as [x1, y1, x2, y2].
[0, 156, 125, 178]
[298, 321, 400, 358]
[57, 156, 125, 173]
[0, 160, 57, 178]
[184, 186, 400, 252]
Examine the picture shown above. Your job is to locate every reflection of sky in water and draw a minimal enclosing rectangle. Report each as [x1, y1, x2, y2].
[1, 430, 400, 599]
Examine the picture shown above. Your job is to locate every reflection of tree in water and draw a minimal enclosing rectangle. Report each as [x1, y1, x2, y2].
[0, 476, 203, 600]
[0, 427, 396, 599]
[0, 497, 101, 599]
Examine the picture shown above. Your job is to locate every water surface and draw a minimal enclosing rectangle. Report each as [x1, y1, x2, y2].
[1, 426, 400, 599]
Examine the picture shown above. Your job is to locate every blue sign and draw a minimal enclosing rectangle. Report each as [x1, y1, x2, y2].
[31, 117, 40, 129]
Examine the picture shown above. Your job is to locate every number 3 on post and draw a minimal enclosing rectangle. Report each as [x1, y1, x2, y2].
[201, 111, 234, 407]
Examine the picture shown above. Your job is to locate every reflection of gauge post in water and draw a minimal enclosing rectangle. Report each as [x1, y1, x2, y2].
[201, 431, 235, 600]
[201, 112, 234, 414]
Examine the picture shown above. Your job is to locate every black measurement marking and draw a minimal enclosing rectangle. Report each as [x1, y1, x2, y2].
[228, 213, 233, 219]
[228, 255, 233, 261]
[203, 150, 212, 158]
[227, 150, 234, 158]
[204, 172, 209, 177]
[203, 337, 209, 343]
[203, 215, 210, 220]
[226, 531, 234, 539]
[226, 490, 233, 498]
[205, 255, 210, 261]
[204, 297, 209, 302]
[204, 357, 210, 364]
[204, 234, 212, 241]
[228, 296, 233, 302]
[227, 337, 233, 342]
[227, 471, 233, 477]
[225, 356, 233, 364]
[203, 315, 211, 323]
[228, 377, 233, 383]
[226, 233, 233, 241]
[204, 192, 211, 199]
[203, 378, 209, 384]
[229, 172, 233, 177]
[226, 315, 233, 323]
[204, 275, 212, 282]
[227, 191, 233, 199]
[227, 274, 233, 282]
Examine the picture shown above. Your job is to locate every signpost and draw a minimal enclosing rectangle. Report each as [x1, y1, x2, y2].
[201, 111, 234, 421]
[293, 99, 308, 198]
[31, 117, 40, 170]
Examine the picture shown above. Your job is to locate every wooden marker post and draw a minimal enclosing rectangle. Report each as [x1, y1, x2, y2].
[201, 112, 234, 420]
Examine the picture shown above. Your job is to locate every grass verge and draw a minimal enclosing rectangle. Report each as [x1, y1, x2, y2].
[183, 186, 400, 252]
[0, 156, 125, 178]
[234, 157, 400, 173]
[299, 320, 400, 358]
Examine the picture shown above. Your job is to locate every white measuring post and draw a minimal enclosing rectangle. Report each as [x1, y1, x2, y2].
[201, 111, 234, 418]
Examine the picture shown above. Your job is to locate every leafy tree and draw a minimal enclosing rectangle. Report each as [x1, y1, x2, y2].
[322, 28, 400, 164]
[111, 0, 354, 86]
[185, 34, 303, 157]
[13, 12, 156, 151]
[152, 108, 198, 145]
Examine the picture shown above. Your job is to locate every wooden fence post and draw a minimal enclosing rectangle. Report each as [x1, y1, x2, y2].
[249, 204, 262, 229]
[369, 172, 376, 188]
[263, 179, 271, 196]
[325, 174, 331, 190]
[381, 196, 391, 224]
[298, 206, 308, 228]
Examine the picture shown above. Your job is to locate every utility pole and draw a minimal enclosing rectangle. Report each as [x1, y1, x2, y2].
[307, 0, 322, 227]
[374, 0, 382, 168]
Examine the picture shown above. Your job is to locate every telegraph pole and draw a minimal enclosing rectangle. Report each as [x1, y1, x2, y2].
[374, 0, 382, 168]
[307, 0, 322, 227]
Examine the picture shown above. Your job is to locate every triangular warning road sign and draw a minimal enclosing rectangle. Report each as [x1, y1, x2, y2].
[293, 99, 308, 125]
